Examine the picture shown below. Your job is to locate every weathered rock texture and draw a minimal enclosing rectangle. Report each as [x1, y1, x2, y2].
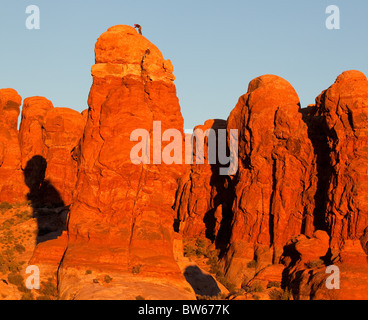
[19, 98, 86, 206]
[314, 70, 368, 252]
[174, 119, 233, 246]
[42, 107, 85, 205]
[282, 232, 368, 300]
[0, 89, 27, 202]
[173, 71, 368, 299]
[19, 96, 53, 169]
[57, 25, 193, 299]
[222, 75, 317, 286]
[281, 71, 368, 300]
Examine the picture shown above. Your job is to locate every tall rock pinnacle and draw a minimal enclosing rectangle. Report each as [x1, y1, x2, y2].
[57, 25, 192, 299]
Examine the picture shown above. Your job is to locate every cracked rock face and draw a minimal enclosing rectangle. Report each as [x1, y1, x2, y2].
[19, 96, 53, 170]
[174, 119, 233, 246]
[41, 107, 86, 205]
[222, 75, 317, 285]
[19, 97, 86, 206]
[315, 70, 368, 252]
[58, 25, 192, 299]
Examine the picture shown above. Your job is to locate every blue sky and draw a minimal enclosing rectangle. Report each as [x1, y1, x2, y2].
[0, 0, 367, 130]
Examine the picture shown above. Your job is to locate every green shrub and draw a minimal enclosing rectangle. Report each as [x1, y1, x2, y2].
[183, 238, 235, 293]
[7, 273, 24, 287]
[183, 242, 196, 257]
[17, 284, 28, 293]
[12, 202, 31, 209]
[8, 261, 22, 273]
[21, 292, 34, 300]
[14, 244, 26, 254]
[209, 262, 221, 275]
[195, 238, 212, 257]
[246, 260, 257, 268]
[104, 275, 113, 283]
[244, 281, 264, 293]
[269, 289, 282, 300]
[307, 259, 324, 268]
[195, 239, 206, 256]
[215, 273, 237, 293]
[269, 288, 292, 300]
[0, 202, 12, 211]
[15, 210, 32, 222]
[40, 280, 57, 297]
[196, 293, 228, 300]
[267, 281, 281, 289]
[132, 265, 142, 275]
[85, 270, 92, 275]
[136, 295, 145, 300]
[196, 238, 207, 248]
[1, 219, 15, 231]
[183, 238, 218, 260]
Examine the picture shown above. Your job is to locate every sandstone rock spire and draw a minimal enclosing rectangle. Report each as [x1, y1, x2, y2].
[57, 25, 193, 299]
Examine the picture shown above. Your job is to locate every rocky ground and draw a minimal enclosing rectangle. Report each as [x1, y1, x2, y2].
[0, 202, 53, 299]
[0, 202, 285, 300]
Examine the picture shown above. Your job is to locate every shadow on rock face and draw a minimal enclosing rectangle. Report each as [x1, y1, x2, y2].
[183, 265, 221, 297]
[23, 155, 68, 244]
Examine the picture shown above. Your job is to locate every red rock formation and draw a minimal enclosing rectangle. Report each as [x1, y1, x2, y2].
[19, 97, 85, 206]
[294, 230, 330, 263]
[2, 25, 366, 300]
[279, 70, 368, 300]
[245, 264, 285, 291]
[0, 89, 27, 202]
[19, 97, 53, 206]
[174, 119, 233, 244]
[19, 96, 53, 169]
[42, 107, 85, 205]
[57, 25, 193, 299]
[23, 103, 86, 279]
[282, 232, 368, 300]
[314, 70, 368, 252]
[222, 75, 317, 286]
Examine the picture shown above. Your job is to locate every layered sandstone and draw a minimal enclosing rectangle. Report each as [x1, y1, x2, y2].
[57, 25, 193, 299]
